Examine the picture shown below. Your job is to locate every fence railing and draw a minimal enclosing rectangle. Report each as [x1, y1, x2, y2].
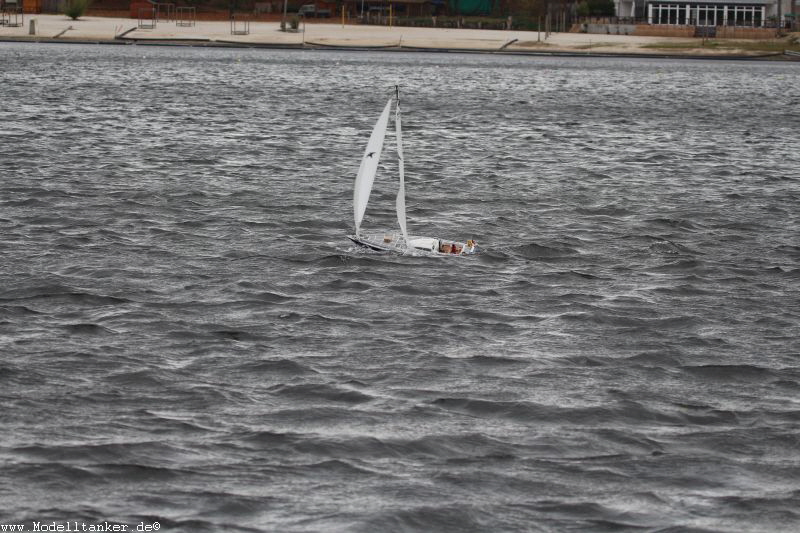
[138, 6, 155, 28]
[176, 5, 195, 26]
[0, 2, 23, 26]
[575, 15, 791, 29]
[230, 14, 250, 35]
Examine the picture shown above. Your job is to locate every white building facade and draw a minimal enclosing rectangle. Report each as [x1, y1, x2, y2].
[615, 0, 794, 25]
[648, 0, 772, 26]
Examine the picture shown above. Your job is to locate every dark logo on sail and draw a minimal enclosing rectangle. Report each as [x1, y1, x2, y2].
[366, 152, 376, 158]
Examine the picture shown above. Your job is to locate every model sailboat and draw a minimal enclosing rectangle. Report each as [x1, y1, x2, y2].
[347, 88, 478, 256]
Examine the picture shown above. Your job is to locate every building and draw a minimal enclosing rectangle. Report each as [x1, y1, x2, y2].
[615, 0, 797, 26]
[342, 0, 441, 17]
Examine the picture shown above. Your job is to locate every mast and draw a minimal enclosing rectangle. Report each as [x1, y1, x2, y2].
[395, 85, 409, 244]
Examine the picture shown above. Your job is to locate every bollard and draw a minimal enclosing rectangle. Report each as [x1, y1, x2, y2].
[29, 19, 36, 35]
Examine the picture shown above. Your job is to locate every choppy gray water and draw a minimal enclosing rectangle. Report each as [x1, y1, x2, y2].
[1, 42, 799, 532]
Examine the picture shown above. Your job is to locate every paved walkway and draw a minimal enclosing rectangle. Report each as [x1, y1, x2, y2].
[0, 14, 784, 57]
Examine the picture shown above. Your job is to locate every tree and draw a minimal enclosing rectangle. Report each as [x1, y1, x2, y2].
[64, 0, 91, 19]
[587, 0, 613, 16]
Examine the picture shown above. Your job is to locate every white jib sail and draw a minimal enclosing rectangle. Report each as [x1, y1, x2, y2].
[354, 98, 393, 235]
[395, 99, 409, 244]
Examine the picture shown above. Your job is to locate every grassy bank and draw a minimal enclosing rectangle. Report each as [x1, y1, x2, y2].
[642, 34, 800, 53]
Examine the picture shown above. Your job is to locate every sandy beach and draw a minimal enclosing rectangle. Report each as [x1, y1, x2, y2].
[0, 13, 795, 58]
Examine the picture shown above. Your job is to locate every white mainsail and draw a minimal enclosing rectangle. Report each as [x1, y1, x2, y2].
[353, 98, 393, 236]
[395, 97, 409, 244]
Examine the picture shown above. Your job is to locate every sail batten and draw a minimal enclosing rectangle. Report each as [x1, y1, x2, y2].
[353, 98, 393, 235]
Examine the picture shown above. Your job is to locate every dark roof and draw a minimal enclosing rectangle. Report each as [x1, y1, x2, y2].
[344, 0, 432, 3]
[648, 0, 774, 4]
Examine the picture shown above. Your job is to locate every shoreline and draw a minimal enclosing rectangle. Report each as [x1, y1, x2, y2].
[1, 15, 798, 61]
[0, 36, 790, 61]
[1, 37, 789, 61]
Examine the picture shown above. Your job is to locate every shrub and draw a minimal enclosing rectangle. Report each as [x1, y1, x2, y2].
[65, 0, 91, 20]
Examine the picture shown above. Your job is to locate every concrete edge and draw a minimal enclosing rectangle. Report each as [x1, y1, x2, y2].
[0, 35, 794, 61]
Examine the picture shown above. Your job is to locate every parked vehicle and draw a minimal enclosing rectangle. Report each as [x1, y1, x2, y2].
[298, 4, 331, 17]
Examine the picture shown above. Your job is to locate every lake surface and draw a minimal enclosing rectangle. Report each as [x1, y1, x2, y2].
[1, 42, 799, 532]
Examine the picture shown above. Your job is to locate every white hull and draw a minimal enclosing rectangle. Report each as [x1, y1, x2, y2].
[348, 233, 477, 256]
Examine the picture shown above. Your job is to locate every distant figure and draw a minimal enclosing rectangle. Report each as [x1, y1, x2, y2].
[440, 243, 452, 254]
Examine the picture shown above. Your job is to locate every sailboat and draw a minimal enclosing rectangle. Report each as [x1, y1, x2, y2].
[347, 87, 478, 256]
